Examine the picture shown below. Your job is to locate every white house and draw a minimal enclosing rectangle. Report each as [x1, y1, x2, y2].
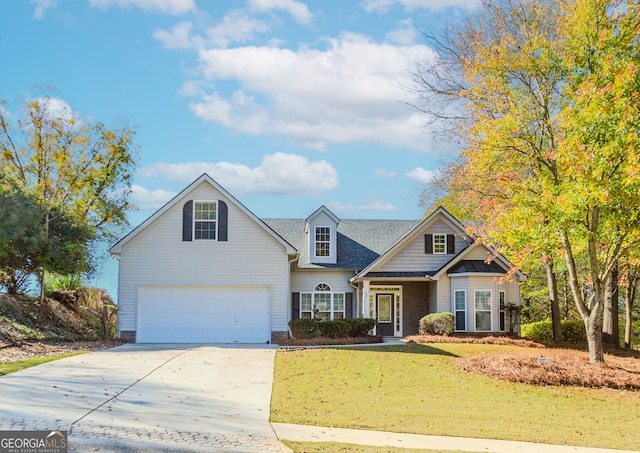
[109, 174, 525, 343]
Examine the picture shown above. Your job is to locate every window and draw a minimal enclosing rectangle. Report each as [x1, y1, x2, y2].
[314, 227, 331, 257]
[194, 201, 217, 240]
[455, 290, 466, 331]
[475, 290, 492, 331]
[299, 283, 345, 320]
[433, 234, 446, 254]
[499, 291, 506, 331]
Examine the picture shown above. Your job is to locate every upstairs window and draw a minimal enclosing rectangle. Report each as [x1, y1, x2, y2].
[433, 234, 446, 254]
[194, 201, 217, 240]
[314, 226, 331, 257]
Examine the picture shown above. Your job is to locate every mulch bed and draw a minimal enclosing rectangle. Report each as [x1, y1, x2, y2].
[0, 340, 124, 363]
[407, 335, 640, 391]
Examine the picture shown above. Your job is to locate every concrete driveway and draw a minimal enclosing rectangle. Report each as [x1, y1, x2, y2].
[0, 344, 291, 452]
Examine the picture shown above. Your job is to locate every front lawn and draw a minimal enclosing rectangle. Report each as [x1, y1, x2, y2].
[0, 352, 83, 376]
[271, 343, 640, 450]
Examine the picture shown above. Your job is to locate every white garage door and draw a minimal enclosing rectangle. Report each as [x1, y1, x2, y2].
[137, 286, 270, 343]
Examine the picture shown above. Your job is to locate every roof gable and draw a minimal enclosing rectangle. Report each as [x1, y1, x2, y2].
[109, 174, 296, 255]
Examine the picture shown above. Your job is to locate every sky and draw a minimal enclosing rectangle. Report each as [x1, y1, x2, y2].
[1, 0, 476, 295]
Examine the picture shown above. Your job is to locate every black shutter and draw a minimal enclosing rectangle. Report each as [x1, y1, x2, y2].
[292, 293, 300, 319]
[182, 200, 193, 241]
[425, 234, 433, 254]
[447, 234, 455, 254]
[345, 292, 354, 318]
[218, 200, 228, 241]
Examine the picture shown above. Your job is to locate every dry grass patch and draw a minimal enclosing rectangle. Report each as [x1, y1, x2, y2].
[283, 441, 476, 453]
[278, 336, 383, 347]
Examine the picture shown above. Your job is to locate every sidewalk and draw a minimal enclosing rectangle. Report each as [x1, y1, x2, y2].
[271, 423, 639, 453]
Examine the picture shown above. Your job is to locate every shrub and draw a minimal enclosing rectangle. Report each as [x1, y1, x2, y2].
[288, 318, 376, 339]
[521, 319, 587, 344]
[289, 318, 319, 339]
[419, 312, 454, 336]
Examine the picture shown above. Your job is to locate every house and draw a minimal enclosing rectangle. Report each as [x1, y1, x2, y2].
[109, 174, 525, 343]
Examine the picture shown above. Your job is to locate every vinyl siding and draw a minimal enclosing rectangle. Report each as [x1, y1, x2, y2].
[378, 219, 472, 272]
[117, 182, 290, 334]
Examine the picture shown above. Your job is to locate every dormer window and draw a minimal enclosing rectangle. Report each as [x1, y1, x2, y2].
[315, 227, 331, 257]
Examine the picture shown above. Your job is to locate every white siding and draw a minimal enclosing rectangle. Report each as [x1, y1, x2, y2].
[378, 219, 473, 272]
[465, 246, 494, 261]
[307, 211, 338, 265]
[436, 277, 451, 314]
[117, 182, 290, 336]
[291, 270, 355, 294]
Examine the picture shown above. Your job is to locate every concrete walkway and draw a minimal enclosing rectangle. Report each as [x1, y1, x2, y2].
[272, 423, 639, 453]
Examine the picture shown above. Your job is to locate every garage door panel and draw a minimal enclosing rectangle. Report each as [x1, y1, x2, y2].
[137, 286, 270, 343]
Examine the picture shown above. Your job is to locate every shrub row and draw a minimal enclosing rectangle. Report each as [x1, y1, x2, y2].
[419, 312, 454, 336]
[288, 318, 376, 339]
[521, 319, 586, 343]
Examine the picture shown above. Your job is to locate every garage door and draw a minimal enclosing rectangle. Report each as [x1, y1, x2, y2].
[137, 286, 270, 343]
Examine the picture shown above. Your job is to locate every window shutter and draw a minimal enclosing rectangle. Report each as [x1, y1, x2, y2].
[345, 292, 354, 318]
[447, 234, 455, 254]
[292, 293, 300, 319]
[425, 234, 433, 254]
[218, 200, 228, 241]
[182, 200, 193, 241]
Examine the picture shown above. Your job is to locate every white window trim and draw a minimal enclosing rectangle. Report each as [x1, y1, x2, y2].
[454, 290, 467, 332]
[313, 226, 332, 259]
[433, 234, 446, 254]
[193, 200, 218, 241]
[475, 290, 492, 332]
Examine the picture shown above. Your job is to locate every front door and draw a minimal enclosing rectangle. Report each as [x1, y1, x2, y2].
[376, 294, 394, 336]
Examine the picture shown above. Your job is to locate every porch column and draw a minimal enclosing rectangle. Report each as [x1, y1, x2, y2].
[362, 280, 370, 318]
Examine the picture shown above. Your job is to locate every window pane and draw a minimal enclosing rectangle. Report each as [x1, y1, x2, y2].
[377, 296, 392, 323]
[316, 242, 330, 256]
[476, 312, 491, 331]
[195, 221, 216, 240]
[195, 202, 216, 220]
[475, 291, 491, 311]
[499, 291, 506, 310]
[456, 311, 466, 331]
[434, 234, 446, 253]
[301, 294, 312, 311]
[455, 291, 465, 310]
[334, 293, 344, 311]
[315, 293, 331, 311]
[315, 227, 331, 257]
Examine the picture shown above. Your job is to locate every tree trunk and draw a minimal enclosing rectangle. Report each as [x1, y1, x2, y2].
[585, 310, 605, 363]
[624, 272, 637, 349]
[603, 262, 619, 346]
[544, 257, 563, 343]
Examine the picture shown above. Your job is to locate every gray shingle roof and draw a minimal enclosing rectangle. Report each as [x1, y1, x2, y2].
[447, 260, 506, 274]
[262, 218, 420, 270]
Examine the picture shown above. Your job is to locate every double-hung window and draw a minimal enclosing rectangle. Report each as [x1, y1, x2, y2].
[454, 290, 466, 331]
[475, 290, 492, 331]
[314, 227, 331, 257]
[194, 201, 217, 240]
[499, 291, 506, 331]
[433, 234, 446, 254]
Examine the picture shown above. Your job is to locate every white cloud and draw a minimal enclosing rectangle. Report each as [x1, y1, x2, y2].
[130, 185, 177, 210]
[187, 33, 437, 152]
[329, 196, 397, 213]
[137, 152, 338, 196]
[406, 167, 436, 184]
[386, 18, 417, 45]
[375, 168, 396, 178]
[361, 0, 478, 13]
[248, 0, 313, 25]
[89, 0, 196, 15]
[31, 0, 57, 19]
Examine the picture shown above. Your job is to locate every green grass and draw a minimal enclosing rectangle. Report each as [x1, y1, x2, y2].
[282, 441, 476, 453]
[0, 352, 84, 376]
[271, 343, 640, 450]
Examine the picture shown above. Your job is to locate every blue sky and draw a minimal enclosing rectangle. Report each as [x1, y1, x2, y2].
[1, 0, 475, 294]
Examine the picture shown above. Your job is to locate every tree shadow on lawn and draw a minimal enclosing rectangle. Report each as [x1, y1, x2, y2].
[336, 343, 458, 357]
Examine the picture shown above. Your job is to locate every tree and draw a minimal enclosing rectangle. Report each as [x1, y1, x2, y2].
[0, 89, 138, 302]
[412, 0, 640, 362]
